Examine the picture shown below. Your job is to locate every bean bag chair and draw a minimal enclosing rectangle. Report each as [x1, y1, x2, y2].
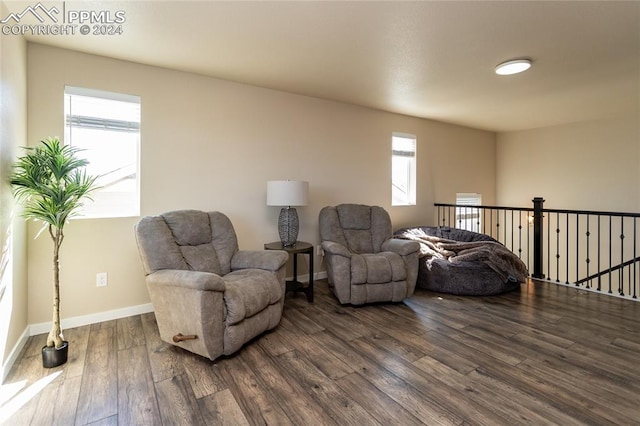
[394, 226, 528, 296]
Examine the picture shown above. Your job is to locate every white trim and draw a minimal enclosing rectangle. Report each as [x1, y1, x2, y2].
[392, 133, 417, 207]
[286, 270, 327, 283]
[29, 303, 154, 336]
[539, 279, 640, 302]
[392, 131, 417, 141]
[23, 273, 325, 336]
[2, 273, 329, 382]
[1, 327, 29, 384]
[65, 85, 140, 103]
[313, 271, 328, 281]
[456, 193, 482, 205]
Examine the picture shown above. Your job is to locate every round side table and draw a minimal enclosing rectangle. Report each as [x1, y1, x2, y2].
[264, 241, 314, 302]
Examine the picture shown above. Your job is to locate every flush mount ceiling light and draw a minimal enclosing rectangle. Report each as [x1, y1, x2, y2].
[495, 58, 532, 75]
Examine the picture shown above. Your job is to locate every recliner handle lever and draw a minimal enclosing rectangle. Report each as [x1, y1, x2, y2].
[173, 333, 198, 343]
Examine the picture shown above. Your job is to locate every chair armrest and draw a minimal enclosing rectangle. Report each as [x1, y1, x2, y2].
[146, 269, 226, 292]
[382, 238, 420, 256]
[321, 241, 351, 258]
[231, 250, 288, 272]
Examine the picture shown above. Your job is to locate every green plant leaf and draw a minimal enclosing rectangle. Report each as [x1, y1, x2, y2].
[10, 137, 99, 232]
[9, 136, 100, 349]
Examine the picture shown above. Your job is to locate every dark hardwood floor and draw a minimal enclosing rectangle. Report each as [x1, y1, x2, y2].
[2, 279, 640, 425]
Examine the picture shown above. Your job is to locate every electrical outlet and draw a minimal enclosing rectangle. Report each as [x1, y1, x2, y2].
[316, 245, 324, 256]
[96, 272, 108, 287]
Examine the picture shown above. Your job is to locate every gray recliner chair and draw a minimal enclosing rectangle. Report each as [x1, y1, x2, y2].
[319, 204, 420, 305]
[135, 210, 288, 360]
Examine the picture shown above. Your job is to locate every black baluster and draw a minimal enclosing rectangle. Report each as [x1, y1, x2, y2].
[482, 208, 486, 234]
[503, 209, 507, 245]
[565, 213, 569, 285]
[546, 210, 550, 280]
[518, 211, 523, 259]
[597, 215, 602, 292]
[556, 212, 560, 283]
[629, 217, 638, 299]
[511, 210, 515, 251]
[585, 215, 590, 289]
[490, 209, 493, 239]
[575, 214, 579, 286]
[609, 215, 612, 294]
[619, 217, 624, 296]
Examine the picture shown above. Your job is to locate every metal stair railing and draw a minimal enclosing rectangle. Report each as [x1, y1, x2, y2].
[435, 197, 640, 300]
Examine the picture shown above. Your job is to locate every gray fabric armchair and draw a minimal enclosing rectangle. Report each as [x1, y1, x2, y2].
[319, 204, 420, 305]
[135, 210, 288, 360]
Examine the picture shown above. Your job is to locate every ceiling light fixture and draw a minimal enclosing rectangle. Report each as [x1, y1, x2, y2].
[495, 58, 532, 75]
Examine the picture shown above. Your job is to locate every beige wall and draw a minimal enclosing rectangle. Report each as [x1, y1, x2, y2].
[0, 2, 28, 369]
[496, 116, 640, 286]
[496, 116, 640, 211]
[429, 123, 496, 205]
[26, 43, 496, 324]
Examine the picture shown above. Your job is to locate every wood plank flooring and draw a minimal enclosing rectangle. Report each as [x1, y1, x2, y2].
[2, 279, 640, 425]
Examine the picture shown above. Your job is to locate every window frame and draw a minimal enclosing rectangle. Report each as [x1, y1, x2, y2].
[455, 192, 482, 232]
[391, 132, 417, 206]
[64, 85, 141, 219]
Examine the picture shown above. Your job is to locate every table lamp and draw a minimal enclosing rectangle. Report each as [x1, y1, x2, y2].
[267, 180, 309, 247]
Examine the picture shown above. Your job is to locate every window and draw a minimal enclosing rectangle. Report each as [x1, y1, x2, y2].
[64, 86, 140, 218]
[456, 193, 482, 232]
[392, 133, 416, 206]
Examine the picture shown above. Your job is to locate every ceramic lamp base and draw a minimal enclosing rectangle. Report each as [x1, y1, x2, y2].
[278, 206, 299, 247]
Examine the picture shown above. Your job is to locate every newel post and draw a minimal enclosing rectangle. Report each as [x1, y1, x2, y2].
[532, 197, 545, 278]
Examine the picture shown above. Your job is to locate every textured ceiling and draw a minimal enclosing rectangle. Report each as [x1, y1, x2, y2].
[4, 0, 640, 132]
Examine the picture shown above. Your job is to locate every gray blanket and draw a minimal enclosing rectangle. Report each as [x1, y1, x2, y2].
[395, 228, 529, 283]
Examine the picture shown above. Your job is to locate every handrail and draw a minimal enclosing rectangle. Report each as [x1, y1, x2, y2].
[435, 202, 640, 218]
[434, 202, 532, 212]
[575, 256, 640, 285]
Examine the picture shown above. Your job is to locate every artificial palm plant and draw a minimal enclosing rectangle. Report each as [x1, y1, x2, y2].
[10, 137, 98, 363]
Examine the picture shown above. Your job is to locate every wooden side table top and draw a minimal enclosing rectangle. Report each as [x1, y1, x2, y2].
[264, 241, 313, 253]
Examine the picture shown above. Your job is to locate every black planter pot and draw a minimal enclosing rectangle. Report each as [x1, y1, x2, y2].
[42, 341, 69, 368]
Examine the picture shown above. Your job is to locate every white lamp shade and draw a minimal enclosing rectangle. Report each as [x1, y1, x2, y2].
[267, 180, 309, 206]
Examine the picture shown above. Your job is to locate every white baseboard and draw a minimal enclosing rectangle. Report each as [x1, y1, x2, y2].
[290, 271, 327, 282]
[24, 273, 323, 337]
[29, 303, 154, 336]
[1, 327, 29, 384]
[3, 273, 325, 383]
[3, 303, 153, 384]
[539, 279, 640, 301]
